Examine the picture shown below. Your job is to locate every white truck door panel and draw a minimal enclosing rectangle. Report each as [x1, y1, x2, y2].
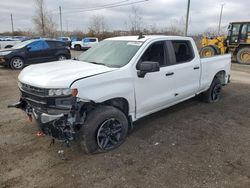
[169, 60, 200, 100]
[135, 67, 176, 117]
[167, 40, 200, 100]
[134, 40, 176, 118]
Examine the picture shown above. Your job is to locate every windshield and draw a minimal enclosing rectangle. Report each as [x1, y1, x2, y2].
[78, 40, 143, 68]
[12, 40, 35, 49]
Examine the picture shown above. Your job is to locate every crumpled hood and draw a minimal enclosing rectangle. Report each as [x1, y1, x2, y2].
[18, 60, 117, 88]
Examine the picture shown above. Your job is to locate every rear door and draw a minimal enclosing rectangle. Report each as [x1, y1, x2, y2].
[45, 41, 59, 61]
[166, 40, 200, 100]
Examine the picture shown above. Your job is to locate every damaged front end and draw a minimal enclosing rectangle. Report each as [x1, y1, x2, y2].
[9, 82, 88, 143]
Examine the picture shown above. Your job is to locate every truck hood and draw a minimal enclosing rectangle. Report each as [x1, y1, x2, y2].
[18, 60, 118, 88]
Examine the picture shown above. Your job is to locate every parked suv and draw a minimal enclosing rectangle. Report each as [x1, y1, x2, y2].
[0, 39, 71, 69]
[71, 37, 98, 50]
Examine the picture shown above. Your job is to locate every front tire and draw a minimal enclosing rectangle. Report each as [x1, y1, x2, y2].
[202, 77, 222, 103]
[57, 54, 67, 61]
[10, 57, 24, 70]
[80, 106, 128, 154]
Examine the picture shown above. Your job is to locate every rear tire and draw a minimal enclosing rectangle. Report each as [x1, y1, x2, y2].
[200, 46, 217, 57]
[202, 77, 222, 103]
[74, 45, 81, 51]
[236, 47, 250, 65]
[10, 57, 24, 70]
[80, 106, 128, 154]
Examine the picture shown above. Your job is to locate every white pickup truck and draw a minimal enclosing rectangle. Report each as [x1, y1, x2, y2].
[71, 37, 98, 50]
[10, 35, 231, 154]
[0, 39, 21, 49]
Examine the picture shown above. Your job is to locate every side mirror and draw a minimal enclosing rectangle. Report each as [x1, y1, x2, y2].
[26, 46, 31, 51]
[137, 61, 160, 78]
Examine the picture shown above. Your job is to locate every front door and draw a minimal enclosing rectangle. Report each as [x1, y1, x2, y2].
[26, 40, 50, 63]
[134, 41, 176, 118]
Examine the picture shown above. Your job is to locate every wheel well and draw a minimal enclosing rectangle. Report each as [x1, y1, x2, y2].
[236, 44, 250, 52]
[214, 71, 226, 85]
[103, 98, 129, 116]
[57, 54, 67, 58]
[5, 45, 13, 48]
[10, 56, 24, 63]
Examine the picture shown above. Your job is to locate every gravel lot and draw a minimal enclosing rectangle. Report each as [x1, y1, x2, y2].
[0, 53, 250, 188]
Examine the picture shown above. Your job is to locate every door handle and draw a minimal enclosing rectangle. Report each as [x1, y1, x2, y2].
[193, 66, 200, 70]
[165, 72, 174, 76]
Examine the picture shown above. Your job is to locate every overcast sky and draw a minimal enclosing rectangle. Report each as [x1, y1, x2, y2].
[0, 0, 250, 34]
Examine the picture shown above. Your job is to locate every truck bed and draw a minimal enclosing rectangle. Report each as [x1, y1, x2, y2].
[200, 54, 231, 92]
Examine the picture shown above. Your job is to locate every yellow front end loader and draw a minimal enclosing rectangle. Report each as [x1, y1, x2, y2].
[200, 22, 250, 64]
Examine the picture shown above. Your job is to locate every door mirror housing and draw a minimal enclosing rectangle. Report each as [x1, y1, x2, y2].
[137, 61, 160, 78]
[26, 46, 31, 51]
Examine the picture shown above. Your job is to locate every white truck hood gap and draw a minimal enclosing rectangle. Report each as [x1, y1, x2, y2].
[18, 60, 117, 88]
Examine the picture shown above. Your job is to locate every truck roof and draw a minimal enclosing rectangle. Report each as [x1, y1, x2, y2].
[106, 35, 192, 42]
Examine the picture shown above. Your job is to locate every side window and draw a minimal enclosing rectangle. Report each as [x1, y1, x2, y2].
[83, 38, 90, 43]
[232, 24, 241, 35]
[47, 41, 56, 49]
[28, 41, 49, 51]
[56, 41, 66, 47]
[241, 24, 248, 39]
[248, 24, 250, 32]
[89, 39, 96, 42]
[139, 41, 166, 67]
[171, 40, 194, 63]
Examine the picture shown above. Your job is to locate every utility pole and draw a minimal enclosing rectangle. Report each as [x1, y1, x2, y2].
[185, 0, 190, 36]
[59, 6, 63, 37]
[66, 19, 69, 33]
[218, 3, 225, 35]
[10, 14, 14, 35]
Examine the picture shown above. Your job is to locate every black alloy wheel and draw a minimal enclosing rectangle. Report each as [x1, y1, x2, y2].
[97, 118, 123, 150]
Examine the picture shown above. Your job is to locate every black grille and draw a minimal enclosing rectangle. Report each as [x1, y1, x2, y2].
[21, 90, 51, 112]
[20, 83, 48, 96]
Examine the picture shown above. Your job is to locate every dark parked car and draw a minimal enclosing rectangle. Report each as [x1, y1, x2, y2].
[0, 39, 71, 69]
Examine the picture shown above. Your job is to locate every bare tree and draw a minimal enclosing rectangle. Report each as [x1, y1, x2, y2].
[203, 27, 220, 38]
[33, 0, 57, 37]
[128, 6, 143, 35]
[88, 15, 107, 36]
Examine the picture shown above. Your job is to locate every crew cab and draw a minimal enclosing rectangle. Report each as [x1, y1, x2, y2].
[71, 37, 98, 50]
[10, 35, 231, 154]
